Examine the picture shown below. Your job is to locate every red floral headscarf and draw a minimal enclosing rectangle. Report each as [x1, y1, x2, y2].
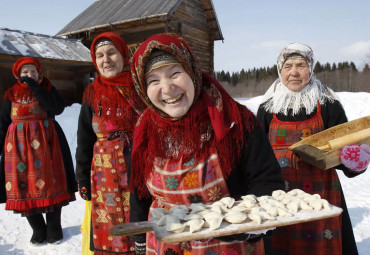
[82, 32, 144, 117]
[130, 33, 257, 197]
[4, 57, 51, 102]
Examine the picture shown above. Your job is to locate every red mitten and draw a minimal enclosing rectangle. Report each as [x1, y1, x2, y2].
[340, 144, 370, 172]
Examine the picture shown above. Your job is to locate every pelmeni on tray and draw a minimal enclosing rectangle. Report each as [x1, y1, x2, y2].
[151, 189, 332, 235]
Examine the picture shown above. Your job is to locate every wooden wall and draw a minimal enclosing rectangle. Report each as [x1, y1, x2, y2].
[0, 62, 93, 108]
[170, 0, 214, 74]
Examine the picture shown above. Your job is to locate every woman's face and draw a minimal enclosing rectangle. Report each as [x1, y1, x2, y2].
[145, 63, 195, 118]
[280, 58, 311, 92]
[20, 64, 39, 81]
[95, 44, 124, 78]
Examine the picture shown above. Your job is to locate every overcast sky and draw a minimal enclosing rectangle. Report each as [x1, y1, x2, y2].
[1, 0, 370, 72]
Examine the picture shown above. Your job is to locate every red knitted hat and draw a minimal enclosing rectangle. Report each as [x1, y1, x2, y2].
[12, 57, 42, 79]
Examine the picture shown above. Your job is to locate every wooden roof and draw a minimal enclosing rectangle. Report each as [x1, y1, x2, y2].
[0, 27, 92, 65]
[56, 0, 223, 41]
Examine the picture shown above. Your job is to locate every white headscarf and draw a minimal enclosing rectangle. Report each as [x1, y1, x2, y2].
[261, 43, 339, 115]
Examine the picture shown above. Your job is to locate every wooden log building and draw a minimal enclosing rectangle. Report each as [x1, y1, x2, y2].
[0, 28, 94, 107]
[56, 0, 223, 75]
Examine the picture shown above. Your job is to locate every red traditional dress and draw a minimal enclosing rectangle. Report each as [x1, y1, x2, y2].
[76, 32, 145, 254]
[90, 107, 134, 254]
[130, 33, 284, 255]
[4, 89, 70, 216]
[268, 104, 342, 254]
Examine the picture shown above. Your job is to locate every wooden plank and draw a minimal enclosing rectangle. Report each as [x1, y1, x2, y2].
[111, 206, 342, 244]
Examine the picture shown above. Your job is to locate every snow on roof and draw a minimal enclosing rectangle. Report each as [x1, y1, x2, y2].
[0, 27, 92, 63]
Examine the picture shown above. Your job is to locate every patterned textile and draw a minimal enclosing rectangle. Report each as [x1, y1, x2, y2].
[130, 33, 255, 198]
[89, 112, 135, 254]
[4, 101, 70, 216]
[145, 148, 263, 255]
[269, 104, 342, 255]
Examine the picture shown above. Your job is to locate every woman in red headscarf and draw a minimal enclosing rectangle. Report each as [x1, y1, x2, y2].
[75, 32, 144, 254]
[128, 33, 284, 255]
[0, 57, 77, 245]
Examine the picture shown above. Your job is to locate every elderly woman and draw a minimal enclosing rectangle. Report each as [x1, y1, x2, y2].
[75, 32, 144, 254]
[0, 57, 77, 245]
[257, 43, 369, 255]
[128, 33, 284, 255]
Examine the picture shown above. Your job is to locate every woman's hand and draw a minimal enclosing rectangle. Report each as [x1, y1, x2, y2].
[78, 182, 91, 201]
[19, 76, 38, 90]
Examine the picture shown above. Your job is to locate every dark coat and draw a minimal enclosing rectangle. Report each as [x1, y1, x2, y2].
[257, 98, 361, 255]
[0, 85, 77, 203]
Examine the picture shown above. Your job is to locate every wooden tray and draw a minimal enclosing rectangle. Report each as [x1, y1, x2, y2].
[110, 206, 342, 243]
[289, 116, 370, 170]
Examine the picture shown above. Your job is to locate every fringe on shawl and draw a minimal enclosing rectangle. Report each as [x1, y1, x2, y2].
[262, 76, 337, 116]
[130, 89, 257, 199]
[82, 80, 140, 123]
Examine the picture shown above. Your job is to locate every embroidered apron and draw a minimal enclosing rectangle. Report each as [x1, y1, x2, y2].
[4, 101, 70, 216]
[90, 112, 135, 254]
[145, 148, 264, 255]
[269, 104, 342, 255]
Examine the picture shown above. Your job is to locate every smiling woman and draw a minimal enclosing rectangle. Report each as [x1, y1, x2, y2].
[128, 33, 284, 255]
[256, 43, 365, 255]
[94, 41, 124, 78]
[75, 32, 145, 255]
[145, 56, 195, 118]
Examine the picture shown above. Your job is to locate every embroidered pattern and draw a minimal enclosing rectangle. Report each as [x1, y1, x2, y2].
[165, 177, 179, 190]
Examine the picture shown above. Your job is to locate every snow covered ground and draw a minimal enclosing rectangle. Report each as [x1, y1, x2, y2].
[0, 92, 369, 255]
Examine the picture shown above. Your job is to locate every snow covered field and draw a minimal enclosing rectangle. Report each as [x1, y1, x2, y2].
[0, 92, 369, 255]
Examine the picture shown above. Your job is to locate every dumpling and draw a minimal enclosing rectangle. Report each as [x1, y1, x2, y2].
[310, 199, 330, 211]
[272, 190, 286, 200]
[299, 200, 313, 210]
[186, 219, 205, 233]
[184, 213, 203, 221]
[287, 189, 305, 196]
[240, 199, 257, 209]
[258, 211, 275, 220]
[150, 208, 168, 219]
[170, 206, 189, 215]
[203, 211, 224, 221]
[210, 204, 229, 214]
[189, 203, 206, 213]
[220, 197, 235, 208]
[257, 195, 271, 202]
[287, 201, 299, 213]
[260, 204, 278, 217]
[204, 217, 223, 231]
[157, 215, 180, 226]
[248, 213, 262, 224]
[166, 222, 186, 233]
[277, 208, 293, 217]
[225, 211, 247, 224]
[241, 194, 257, 202]
[230, 204, 249, 212]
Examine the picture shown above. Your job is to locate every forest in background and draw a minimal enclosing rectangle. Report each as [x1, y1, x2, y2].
[215, 61, 370, 98]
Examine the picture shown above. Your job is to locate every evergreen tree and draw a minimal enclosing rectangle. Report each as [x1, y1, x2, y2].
[363, 63, 370, 72]
[314, 61, 323, 73]
[332, 63, 337, 71]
